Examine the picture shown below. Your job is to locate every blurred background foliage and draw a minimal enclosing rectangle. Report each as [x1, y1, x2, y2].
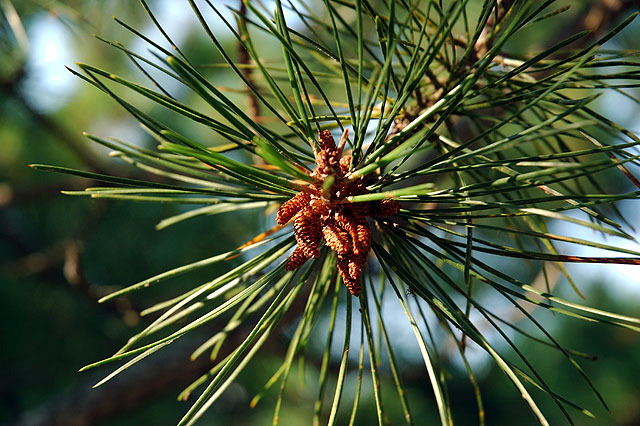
[1, 1, 640, 425]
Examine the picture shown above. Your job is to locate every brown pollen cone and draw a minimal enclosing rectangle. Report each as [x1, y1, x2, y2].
[277, 192, 311, 225]
[285, 245, 310, 270]
[293, 207, 321, 259]
[322, 222, 352, 254]
[276, 130, 400, 296]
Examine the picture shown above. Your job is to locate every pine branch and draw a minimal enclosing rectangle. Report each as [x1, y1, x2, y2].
[26, 1, 640, 424]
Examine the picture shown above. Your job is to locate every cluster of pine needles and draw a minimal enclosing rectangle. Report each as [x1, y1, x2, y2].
[32, 1, 640, 425]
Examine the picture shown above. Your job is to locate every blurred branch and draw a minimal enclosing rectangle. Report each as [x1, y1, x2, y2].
[0, 80, 108, 173]
[582, 0, 640, 35]
[474, 0, 515, 58]
[238, 1, 260, 122]
[0, 178, 91, 207]
[6, 335, 220, 426]
[5, 284, 314, 426]
[1, 0, 29, 55]
[1, 205, 143, 324]
[555, 0, 640, 47]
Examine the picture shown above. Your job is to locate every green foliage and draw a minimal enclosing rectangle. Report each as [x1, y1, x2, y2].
[28, 1, 640, 425]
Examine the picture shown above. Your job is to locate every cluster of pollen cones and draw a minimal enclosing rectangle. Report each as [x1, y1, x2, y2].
[276, 130, 399, 296]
